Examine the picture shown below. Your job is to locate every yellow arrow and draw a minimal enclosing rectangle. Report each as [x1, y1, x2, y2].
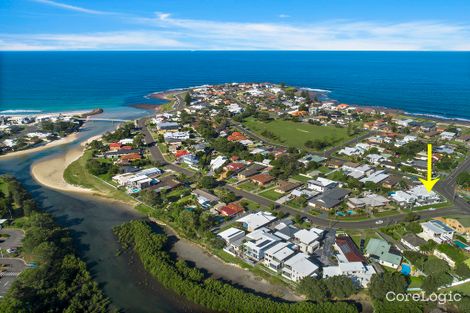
[418, 143, 440, 192]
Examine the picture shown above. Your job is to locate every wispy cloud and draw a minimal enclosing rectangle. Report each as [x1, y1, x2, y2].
[32, 0, 111, 15]
[0, 31, 186, 50]
[279, 14, 290, 18]
[2, 10, 470, 50]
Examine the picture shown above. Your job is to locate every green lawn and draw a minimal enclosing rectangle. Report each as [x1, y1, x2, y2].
[238, 181, 259, 192]
[243, 117, 353, 150]
[408, 276, 424, 289]
[291, 174, 310, 183]
[444, 281, 470, 296]
[258, 188, 283, 201]
[63, 150, 137, 203]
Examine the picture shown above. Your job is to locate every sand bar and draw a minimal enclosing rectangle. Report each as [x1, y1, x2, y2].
[0, 133, 79, 160]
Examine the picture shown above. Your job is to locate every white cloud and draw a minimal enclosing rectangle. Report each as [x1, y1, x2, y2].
[2, 10, 470, 50]
[279, 14, 290, 18]
[0, 31, 187, 50]
[32, 0, 111, 15]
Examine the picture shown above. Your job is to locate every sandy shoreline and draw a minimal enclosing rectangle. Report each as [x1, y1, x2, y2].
[0, 133, 79, 160]
[30, 135, 102, 194]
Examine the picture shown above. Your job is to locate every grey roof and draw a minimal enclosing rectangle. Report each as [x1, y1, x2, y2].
[311, 188, 350, 208]
[239, 163, 266, 177]
[402, 233, 426, 247]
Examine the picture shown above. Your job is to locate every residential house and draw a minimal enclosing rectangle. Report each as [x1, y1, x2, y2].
[250, 173, 275, 186]
[237, 163, 266, 180]
[293, 228, 324, 254]
[309, 188, 350, 210]
[400, 233, 426, 252]
[334, 236, 366, 263]
[243, 228, 281, 261]
[218, 227, 245, 245]
[237, 211, 277, 232]
[264, 242, 296, 272]
[210, 155, 228, 171]
[193, 189, 219, 208]
[218, 202, 245, 217]
[435, 217, 470, 235]
[323, 261, 376, 287]
[347, 194, 390, 210]
[282, 253, 319, 282]
[307, 177, 338, 192]
[163, 131, 190, 142]
[275, 180, 302, 193]
[157, 121, 180, 131]
[365, 238, 402, 269]
[418, 220, 455, 244]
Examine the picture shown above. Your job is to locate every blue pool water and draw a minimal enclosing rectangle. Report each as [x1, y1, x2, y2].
[454, 240, 469, 249]
[401, 264, 411, 276]
[1, 51, 470, 119]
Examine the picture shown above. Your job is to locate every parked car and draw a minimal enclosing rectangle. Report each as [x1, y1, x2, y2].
[375, 220, 384, 225]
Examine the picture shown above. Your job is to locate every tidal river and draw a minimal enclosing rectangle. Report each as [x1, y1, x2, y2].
[0, 110, 207, 313]
[0, 109, 300, 312]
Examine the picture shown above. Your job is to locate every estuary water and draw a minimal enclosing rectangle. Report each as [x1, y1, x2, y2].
[0, 109, 207, 313]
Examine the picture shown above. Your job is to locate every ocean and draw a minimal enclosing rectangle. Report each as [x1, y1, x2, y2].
[1, 51, 469, 120]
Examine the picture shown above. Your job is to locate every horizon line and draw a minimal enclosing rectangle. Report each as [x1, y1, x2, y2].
[1, 49, 469, 52]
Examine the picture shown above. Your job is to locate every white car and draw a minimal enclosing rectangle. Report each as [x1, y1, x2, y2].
[375, 220, 384, 225]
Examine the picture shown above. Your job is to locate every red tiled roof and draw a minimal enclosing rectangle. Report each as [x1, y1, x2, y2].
[109, 142, 122, 149]
[219, 203, 244, 217]
[250, 173, 274, 185]
[227, 132, 247, 142]
[226, 162, 245, 171]
[121, 145, 133, 150]
[175, 150, 190, 158]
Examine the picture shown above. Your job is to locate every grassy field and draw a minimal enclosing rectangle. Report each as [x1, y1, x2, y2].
[63, 149, 137, 204]
[243, 117, 353, 150]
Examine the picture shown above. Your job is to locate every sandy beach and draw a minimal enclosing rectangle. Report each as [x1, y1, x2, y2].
[0, 133, 79, 160]
[30, 135, 102, 194]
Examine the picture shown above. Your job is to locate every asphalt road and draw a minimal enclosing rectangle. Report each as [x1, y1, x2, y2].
[223, 184, 460, 229]
[0, 258, 27, 298]
[138, 118, 195, 177]
[435, 154, 470, 213]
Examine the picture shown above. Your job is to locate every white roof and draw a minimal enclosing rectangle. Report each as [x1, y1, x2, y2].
[218, 227, 245, 241]
[339, 261, 365, 272]
[284, 253, 318, 276]
[294, 229, 320, 245]
[360, 170, 389, 184]
[128, 175, 149, 183]
[237, 211, 276, 231]
[210, 155, 227, 170]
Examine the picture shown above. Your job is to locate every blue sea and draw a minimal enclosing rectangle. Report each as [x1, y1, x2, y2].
[1, 51, 469, 120]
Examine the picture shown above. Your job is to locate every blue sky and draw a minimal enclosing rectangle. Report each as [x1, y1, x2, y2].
[1, 0, 469, 50]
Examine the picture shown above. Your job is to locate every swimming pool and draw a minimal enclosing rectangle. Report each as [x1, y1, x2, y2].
[454, 240, 470, 250]
[401, 264, 411, 276]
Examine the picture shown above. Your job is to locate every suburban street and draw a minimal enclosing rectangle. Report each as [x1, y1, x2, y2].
[138, 119, 468, 230]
